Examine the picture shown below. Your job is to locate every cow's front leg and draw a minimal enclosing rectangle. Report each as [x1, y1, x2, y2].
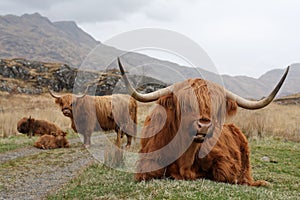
[135, 160, 166, 181]
[83, 132, 92, 148]
[125, 134, 132, 148]
[77, 117, 94, 147]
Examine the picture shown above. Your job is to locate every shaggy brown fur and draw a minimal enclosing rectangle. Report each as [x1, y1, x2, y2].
[134, 78, 268, 186]
[34, 131, 69, 149]
[52, 94, 137, 147]
[17, 117, 66, 137]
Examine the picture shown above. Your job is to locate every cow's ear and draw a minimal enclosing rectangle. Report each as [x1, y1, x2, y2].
[55, 98, 61, 105]
[226, 98, 238, 117]
[27, 116, 32, 122]
[157, 94, 175, 109]
[28, 117, 35, 123]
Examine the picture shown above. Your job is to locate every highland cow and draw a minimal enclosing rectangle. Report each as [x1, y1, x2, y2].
[49, 90, 137, 148]
[17, 116, 66, 137]
[118, 58, 289, 186]
[34, 131, 69, 149]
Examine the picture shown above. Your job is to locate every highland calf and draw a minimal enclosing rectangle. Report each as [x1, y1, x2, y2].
[34, 132, 69, 149]
[118, 58, 289, 186]
[17, 116, 66, 137]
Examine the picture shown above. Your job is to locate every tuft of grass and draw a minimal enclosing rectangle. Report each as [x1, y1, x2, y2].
[0, 91, 71, 137]
[228, 103, 300, 142]
[47, 137, 300, 200]
[0, 130, 78, 154]
[0, 134, 35, 153]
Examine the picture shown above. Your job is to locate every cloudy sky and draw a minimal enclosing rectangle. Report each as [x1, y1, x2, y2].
[0, 0, 299, 77]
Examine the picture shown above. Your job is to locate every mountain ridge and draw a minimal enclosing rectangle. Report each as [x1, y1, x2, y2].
[0, 13, 298, 98]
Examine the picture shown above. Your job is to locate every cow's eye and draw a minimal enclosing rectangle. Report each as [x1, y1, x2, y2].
[70, 103, 73, 107]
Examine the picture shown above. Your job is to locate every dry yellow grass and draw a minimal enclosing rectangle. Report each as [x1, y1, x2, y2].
[0, 91, 153, 138]
[227, 103, 300, 142]
[0, 91, 71, 137]
[1, 91, 299, 142]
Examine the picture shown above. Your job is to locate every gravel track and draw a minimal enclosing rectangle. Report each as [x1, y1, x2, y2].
[0, 138, 98, 200]
[0, 138, 81, 165]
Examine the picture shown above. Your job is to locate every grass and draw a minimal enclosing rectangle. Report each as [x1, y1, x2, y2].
[0, 142, 89, 194]
[0, 134, 35, 153]
[1, 92, 300, 199]
[47, 137, 300, 200]
[0, 129, 78, 154]
[228, 103, 300, 142]
[0, 91, 71, 137]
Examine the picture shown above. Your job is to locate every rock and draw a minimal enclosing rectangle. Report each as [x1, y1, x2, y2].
[261, 156, 271, 162]
[0, 58, 168, 95]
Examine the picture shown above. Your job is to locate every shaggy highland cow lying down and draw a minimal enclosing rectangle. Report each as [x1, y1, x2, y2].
[17, 116, 65, 137]
[118, 58, 289, 186]
[17, 116, 69, 149]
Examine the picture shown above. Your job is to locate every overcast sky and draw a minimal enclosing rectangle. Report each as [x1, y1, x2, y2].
[0, 0, 299, 77]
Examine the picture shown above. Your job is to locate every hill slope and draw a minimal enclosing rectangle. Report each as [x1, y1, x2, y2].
[0, 13, 99, 68]
[0, 13, 298, 98]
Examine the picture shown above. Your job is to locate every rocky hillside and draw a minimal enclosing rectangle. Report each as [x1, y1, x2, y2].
[0, 58, 167, 95]
[0, 13, 298, 99]
[274, 93, 300, 105]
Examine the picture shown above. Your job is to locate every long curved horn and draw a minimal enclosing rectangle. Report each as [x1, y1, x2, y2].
[75, 85, 90, 98]
[75, 90, 87, 98]
[118, 57, 289, 107]
[48, 86, 88, 99]
[225, 66, 290, 110]
[118, 57, 174, 102]
[75, 93, 86, 98]
[48, 87, 61, 99]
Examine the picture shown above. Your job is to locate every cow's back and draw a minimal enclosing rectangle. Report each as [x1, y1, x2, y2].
[93, 94, 137, 131]
[33, 120, 63, 136]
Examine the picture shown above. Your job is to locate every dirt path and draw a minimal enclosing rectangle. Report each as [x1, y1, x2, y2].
[0, 137, 82, 165]
[0, 138, 99, 200]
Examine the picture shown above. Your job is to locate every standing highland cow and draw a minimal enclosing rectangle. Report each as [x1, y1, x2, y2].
[49, 90, 137, 148]
[118, 58, 289, 186]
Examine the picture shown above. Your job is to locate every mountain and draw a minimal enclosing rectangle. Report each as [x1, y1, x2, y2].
[0, 13, 298, 99]
[75, 46, 297, 98]
[0, 13, 99, 67]
[259, 66, 300, 97]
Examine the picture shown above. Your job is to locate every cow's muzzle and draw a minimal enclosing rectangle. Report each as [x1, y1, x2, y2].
[62, 108, 72, 117]
[193, 119, 212, 143]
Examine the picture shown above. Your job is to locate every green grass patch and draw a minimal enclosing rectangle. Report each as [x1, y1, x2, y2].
[47, 138, 300, 200]
[0, 134, 35, 153]
[0, 131, 79, 154]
